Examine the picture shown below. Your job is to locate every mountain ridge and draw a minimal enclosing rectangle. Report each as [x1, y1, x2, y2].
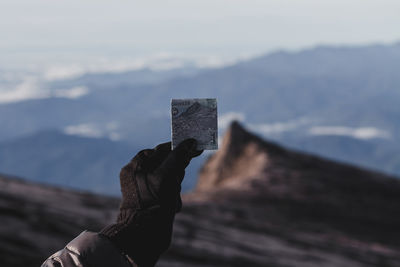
[1, 42, 400, 195]
[195, 121, 400, 197]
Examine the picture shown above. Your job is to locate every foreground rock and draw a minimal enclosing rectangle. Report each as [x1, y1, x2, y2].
[1, 122, 400, 266]
[0, 175, 119, 267]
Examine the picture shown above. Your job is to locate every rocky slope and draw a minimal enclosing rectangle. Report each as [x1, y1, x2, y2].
[1, 122, 400, 267]
[162, 122, 400, 266]
[0, 175, 119, 267]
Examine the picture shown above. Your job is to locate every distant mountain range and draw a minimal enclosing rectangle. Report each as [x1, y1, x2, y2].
[1, 122, 400, 267]
[0, 131, 204, 194]
[0, 131, 135, 194]
[0, 42, 400, 193]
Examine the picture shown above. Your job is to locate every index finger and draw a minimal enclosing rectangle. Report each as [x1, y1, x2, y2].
[145, 142, 172, 170]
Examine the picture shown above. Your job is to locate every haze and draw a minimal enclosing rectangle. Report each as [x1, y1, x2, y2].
[1, 0, 399, 68]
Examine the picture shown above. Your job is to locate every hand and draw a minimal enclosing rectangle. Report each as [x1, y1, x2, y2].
[101, 139, 202, 267]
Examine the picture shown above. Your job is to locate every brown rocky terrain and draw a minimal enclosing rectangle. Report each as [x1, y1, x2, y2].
[0, 175, 119, 266]
[162, 122, 400, 266]
[1, 121, 400, 266]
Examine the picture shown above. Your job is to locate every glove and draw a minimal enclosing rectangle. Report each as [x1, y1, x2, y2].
[100, 139, 202, 267]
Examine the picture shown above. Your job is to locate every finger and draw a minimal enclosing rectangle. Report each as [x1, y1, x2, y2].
[147, 142, 172, 169]
[154, 142, 171, 152]
[128, 149, 154, 171]
[155, 139, 198, 180]
[191, 149, 203, 158]
[167, 138, 197, 169]
[131, 142, 172, 172]
[134, 149, 154, 160]
[176, 140, 203, 158]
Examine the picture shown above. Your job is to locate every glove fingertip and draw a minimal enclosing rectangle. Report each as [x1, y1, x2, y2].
[175, 138, 197, 151]
[154, 142, 172, 152]
[191, 149, 203, 158]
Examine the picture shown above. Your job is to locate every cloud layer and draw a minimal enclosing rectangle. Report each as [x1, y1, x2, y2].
[309, 126, 391, 140]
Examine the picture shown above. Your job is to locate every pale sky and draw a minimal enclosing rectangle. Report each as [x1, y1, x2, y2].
[1, 0, 399, 68]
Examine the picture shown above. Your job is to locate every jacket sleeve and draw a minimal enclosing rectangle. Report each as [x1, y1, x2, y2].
[41, 231, 134, 267]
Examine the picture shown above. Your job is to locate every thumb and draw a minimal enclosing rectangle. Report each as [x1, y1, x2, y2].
[156, 139, 201, 182]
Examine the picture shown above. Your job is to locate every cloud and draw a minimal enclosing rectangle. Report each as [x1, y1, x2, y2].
[249, 117, 312, 136]
[0, 76, 47, 103]
[41, 54, 234, 82]
[43, 65, 86, 81]
[64, 123, 103, 138]
[0, 54, 234, 104]
[53, 86, 89, 99]
[64, 122, 121, 141]
[0, 72, 89, 104]
[309, 126, 391, 140]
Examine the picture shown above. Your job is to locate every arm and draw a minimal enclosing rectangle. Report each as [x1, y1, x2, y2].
[42, 139, 202, 267]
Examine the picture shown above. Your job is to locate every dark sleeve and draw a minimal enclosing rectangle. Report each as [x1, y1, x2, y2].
[41, 231, 134, 267]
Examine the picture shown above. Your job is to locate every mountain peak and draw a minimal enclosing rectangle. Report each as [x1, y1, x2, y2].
[195, 121, 287, 194]
[224, 120, 254, 148]
[194, 121, 400, 203]
[223, 120, 285, 155]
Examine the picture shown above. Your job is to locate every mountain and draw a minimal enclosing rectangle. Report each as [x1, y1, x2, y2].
[47, 67, 200, 92]
[0, 131, 135, 194]
[1, 42, 400, 192]
[1, 122, 400, 267]
[2, 43, 400, 142]
[163, 122, 400, 266]
[0, 131, 204, 195]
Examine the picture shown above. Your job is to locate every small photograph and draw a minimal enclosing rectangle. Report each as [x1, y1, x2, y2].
[171, 98, 218, 150]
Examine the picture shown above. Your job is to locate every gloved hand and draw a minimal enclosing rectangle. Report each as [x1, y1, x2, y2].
[100, 139, 202, 267]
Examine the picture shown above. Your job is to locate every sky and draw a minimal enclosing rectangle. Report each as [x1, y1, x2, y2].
[1, 0, 400, 69]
